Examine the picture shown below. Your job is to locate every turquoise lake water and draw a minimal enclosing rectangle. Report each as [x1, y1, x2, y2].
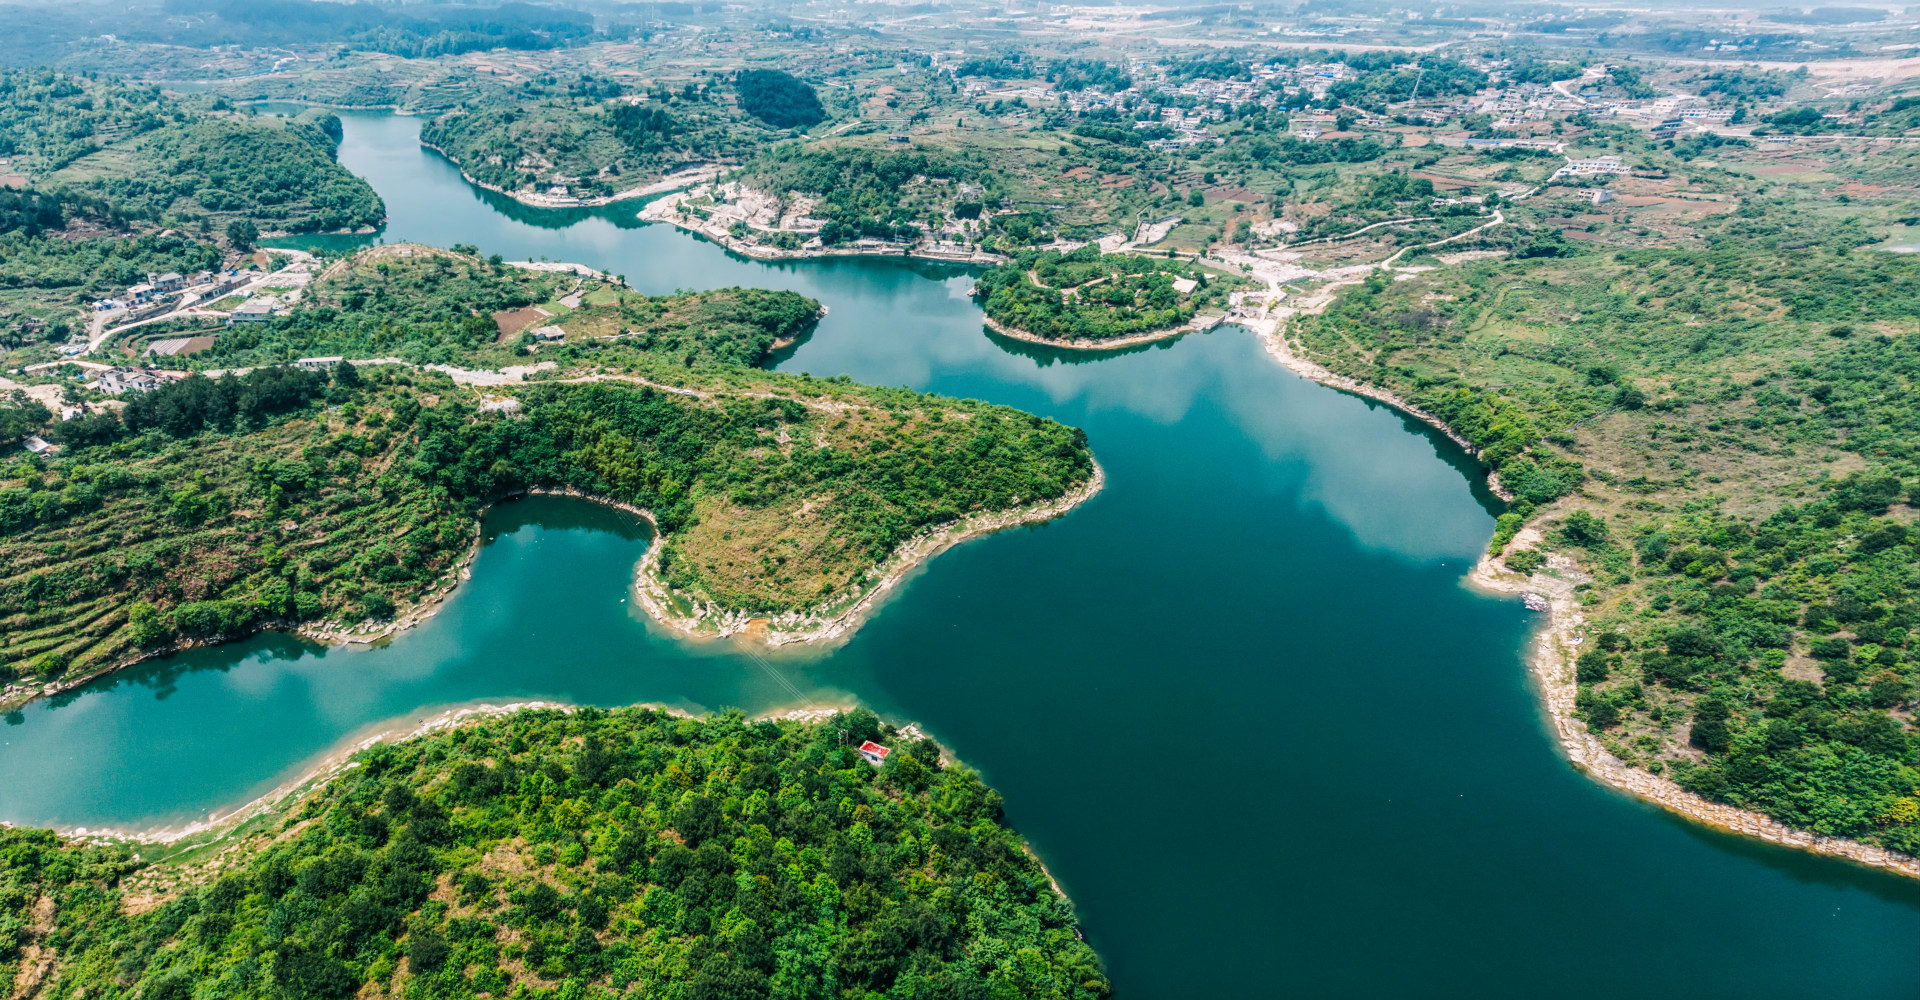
[1, 111, 1914, 998]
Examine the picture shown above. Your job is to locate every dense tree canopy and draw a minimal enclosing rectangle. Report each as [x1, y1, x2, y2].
[0, 707, 1110, 1000]
[973, 247, 1235, 342]
[735, 70, 826, 131]
[2, 70, 382, 232]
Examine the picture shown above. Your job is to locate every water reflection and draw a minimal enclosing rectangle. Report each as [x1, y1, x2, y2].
[6, 108, 1904, 1000]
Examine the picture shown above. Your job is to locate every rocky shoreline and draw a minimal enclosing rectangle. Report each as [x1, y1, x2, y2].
[418, 141, 714, 209]
[630, 463, 1106, 646]
[1237, 283, 1915, 878]
[1468, 534, 1919, 879]
[980, 314, 1224, 352]
[636, 190, 1007, 265]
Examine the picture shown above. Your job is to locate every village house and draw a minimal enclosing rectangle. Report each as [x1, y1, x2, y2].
[93, 367, 167, 394]
[1551, 155, 1629, 180]
[229, 297, 277, 323]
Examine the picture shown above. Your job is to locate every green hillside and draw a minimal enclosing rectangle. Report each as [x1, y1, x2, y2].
[2, 69, 383, 233]
[0, 706, 1111, 1000]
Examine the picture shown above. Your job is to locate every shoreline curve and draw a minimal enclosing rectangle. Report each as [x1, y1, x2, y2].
[1468, 539, 1920, 880]
[0, 466, 1103, 712]
[1247, 306, 1917, 879]
[979, 314, 1223, 352]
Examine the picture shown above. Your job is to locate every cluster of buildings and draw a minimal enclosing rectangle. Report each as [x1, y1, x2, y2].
[92, 269, 248, 314]
[1469, 82, 1586, 128]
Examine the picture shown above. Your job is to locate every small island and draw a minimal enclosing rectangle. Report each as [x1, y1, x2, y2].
[0, 705, 1113, 1000]
[971, 247, 1246, 350]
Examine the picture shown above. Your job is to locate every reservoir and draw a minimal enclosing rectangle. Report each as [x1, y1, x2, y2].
[2, 112, 1914, 997]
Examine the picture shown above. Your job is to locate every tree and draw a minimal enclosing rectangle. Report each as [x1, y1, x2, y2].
[227, 218, 259, 251]
[736, 70, 825, 129]
[1689, 698, 1733, 753]
[1557, 510, 1609, 547]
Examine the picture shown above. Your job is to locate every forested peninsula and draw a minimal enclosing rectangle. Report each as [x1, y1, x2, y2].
[0, 706, 1112, 1000]
[3, 69, 384, 234]
[0, 247, 1096, 705]
[417, 70, 829, 206]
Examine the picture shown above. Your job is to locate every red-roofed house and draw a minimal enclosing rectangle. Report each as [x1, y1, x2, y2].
[857, 741, 891, 766]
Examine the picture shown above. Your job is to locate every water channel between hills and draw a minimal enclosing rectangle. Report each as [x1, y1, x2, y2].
[1, 111, 1915, 998]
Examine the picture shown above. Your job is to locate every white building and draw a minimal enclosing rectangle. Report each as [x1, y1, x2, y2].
[1551, 156, 1628, 180]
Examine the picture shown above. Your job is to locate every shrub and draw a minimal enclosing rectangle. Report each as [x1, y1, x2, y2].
[1506, 548, 1545, 574]
[1689, 698, 1733, 753]
[1576, 649, 1610, 682]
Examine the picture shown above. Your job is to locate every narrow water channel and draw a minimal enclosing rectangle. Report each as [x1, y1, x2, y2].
[1, 111, 1914, 998]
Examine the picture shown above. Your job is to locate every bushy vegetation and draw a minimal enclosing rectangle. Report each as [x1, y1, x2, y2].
[1322, 53, 1488, 111]
[1045, 60, 1130, 93]
[46, 112, 383, 232]
[0, 231, 222, 298]
[2, 70, 382, 233]
[973, 246, 1236, 342]
[0, 190, 66, 238]
[733, 145, 984, 245]
[420, 80, 778, 201]
[0, 707, 1109, 1000]
[735, 70, 825, 131]
[0, 70, 172, 174]
[199, 249, 821, 371]
[1291, 237, 1920, 851]
[0, 249, 1093, 684]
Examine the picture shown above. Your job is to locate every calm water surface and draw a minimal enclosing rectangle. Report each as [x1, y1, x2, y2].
[3, 112, 1915, 997]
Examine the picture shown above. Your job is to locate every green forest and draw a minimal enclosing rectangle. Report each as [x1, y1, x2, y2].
[0, 706, 1110, 1000]
[735, 71, 826, 131]
[419, 74, 794, 202]
[972, 247, 1237, 342]
[1290, 236, 1920, 852]
[0, 249, 1094, 690]
[2, 70, 382, 233]
[180, 247, 822, 370]
[733, 146, 984, 245]
[44, 112, 383, 233]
